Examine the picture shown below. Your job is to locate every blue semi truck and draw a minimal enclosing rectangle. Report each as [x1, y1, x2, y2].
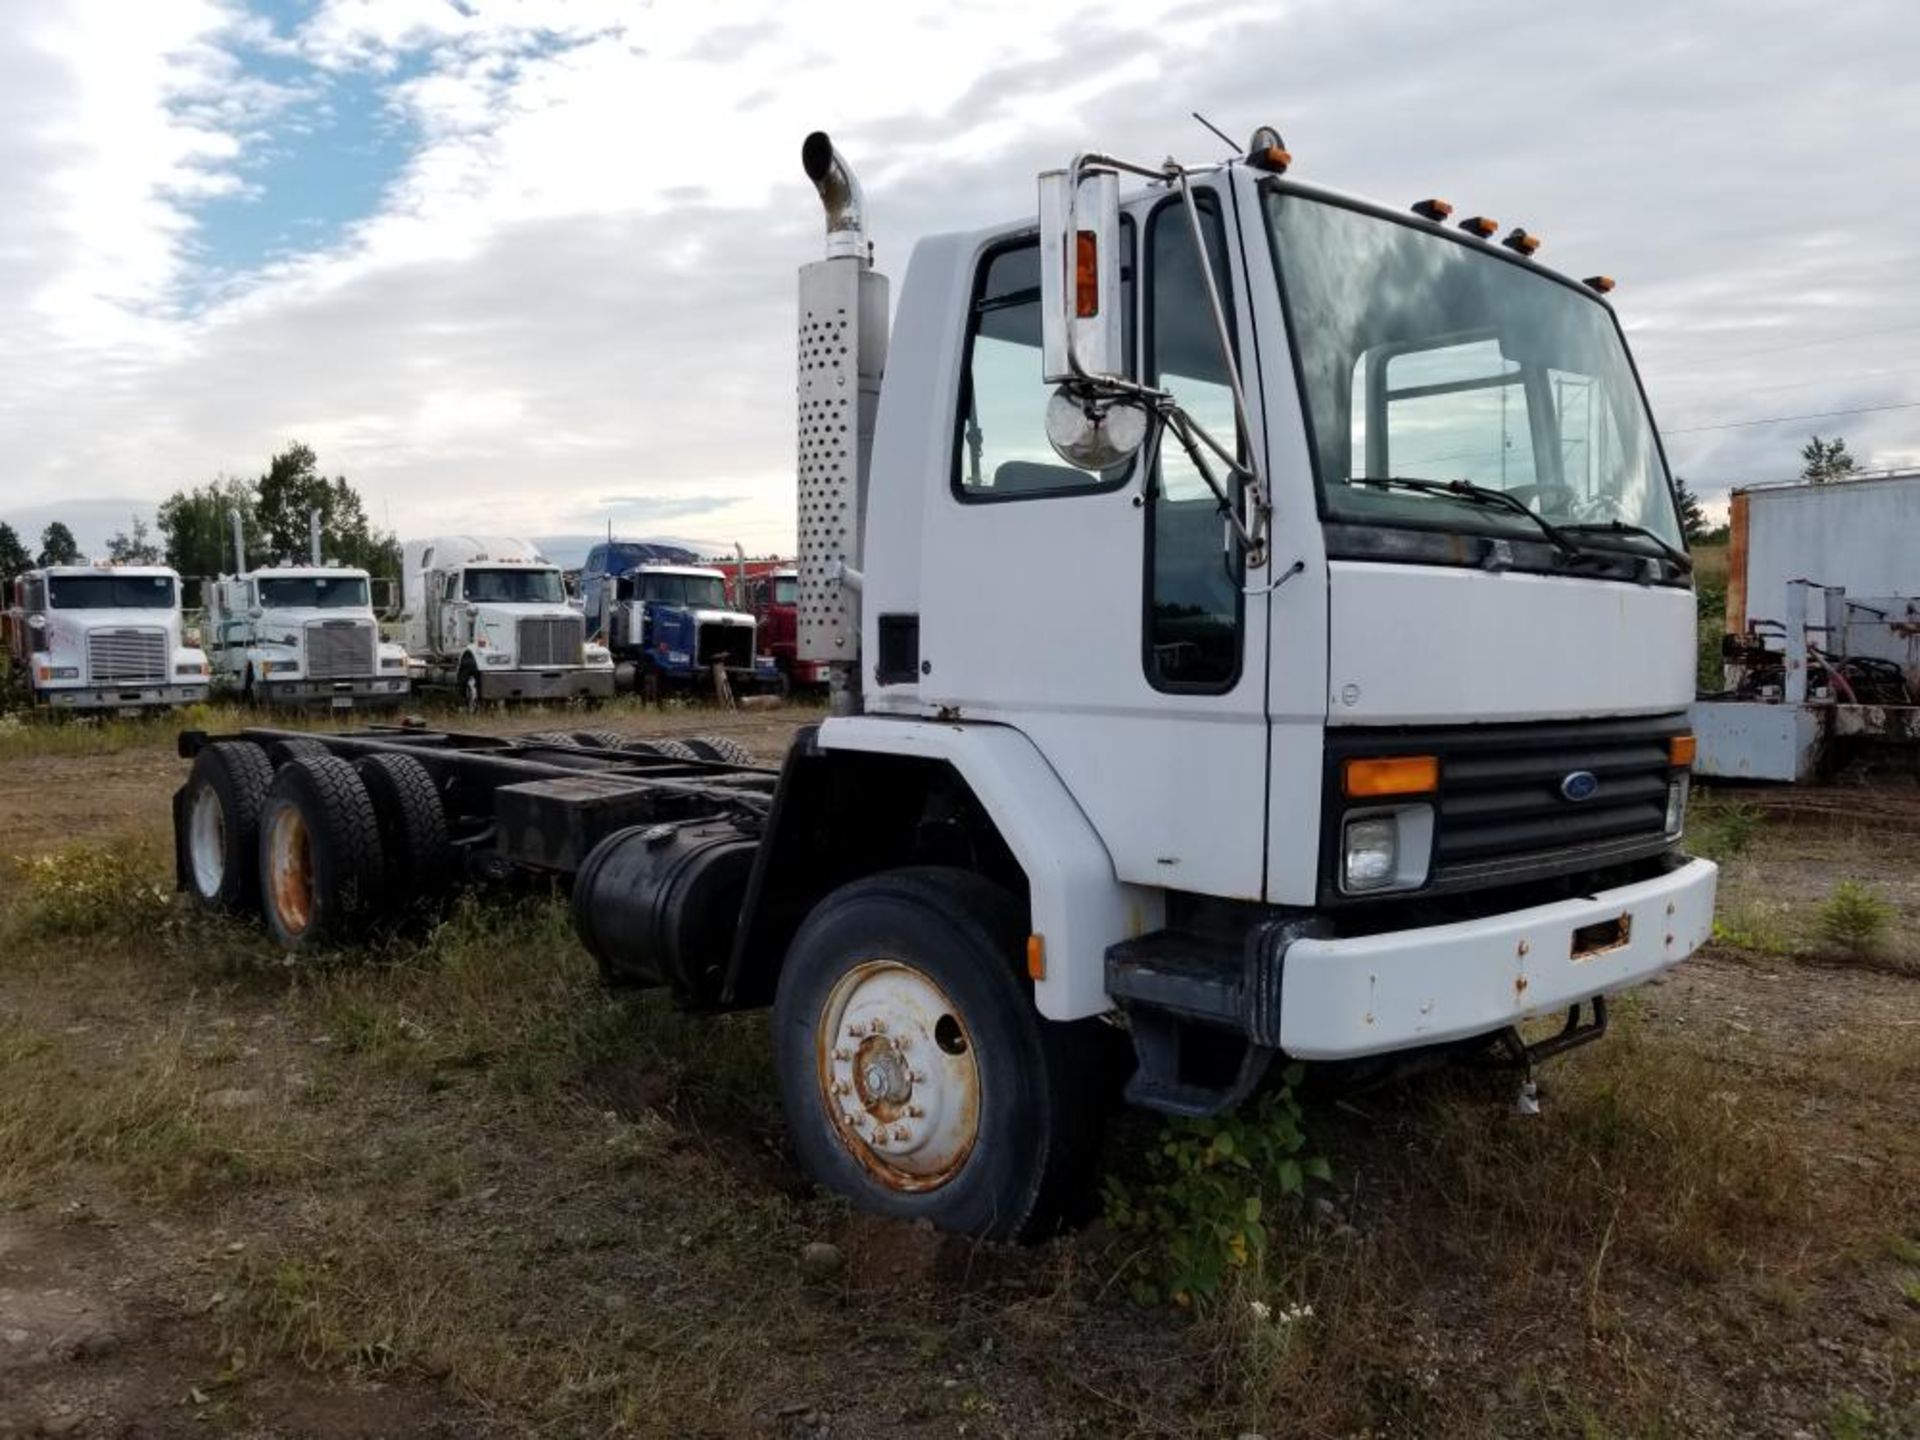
[581, 543, 776, 694]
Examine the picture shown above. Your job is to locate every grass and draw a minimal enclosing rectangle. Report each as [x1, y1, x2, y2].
[0, 794, 1914, 1434]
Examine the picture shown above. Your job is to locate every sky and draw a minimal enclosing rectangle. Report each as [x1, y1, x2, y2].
[1, 0, 1916, 562]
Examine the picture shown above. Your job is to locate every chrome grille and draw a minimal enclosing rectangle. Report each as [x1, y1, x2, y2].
[518, 615, 584, 667]
[86, 628, 167, 684]
[304, 620, 377, 679]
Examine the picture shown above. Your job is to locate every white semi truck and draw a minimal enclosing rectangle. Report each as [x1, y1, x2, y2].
[400, 536, 615, 706]
[6, 563, 209, 712]
[175, 129, 1716, 1238]
[205, 514, 410, 709]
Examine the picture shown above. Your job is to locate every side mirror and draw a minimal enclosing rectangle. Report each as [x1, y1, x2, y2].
[1038, 164, 1122, 384]
[1045, 386, 1149, 471]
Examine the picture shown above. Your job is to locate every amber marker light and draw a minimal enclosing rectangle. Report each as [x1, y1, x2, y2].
[1583, 275, 1616, 293]
[1669, 734, 1697, 767]
[1458, 215, 1499, 238]
[1343, 755, 1440, 798]
[1502, 227, 1541, 256]
[1412, 198, 1453, 221]
[1026, 933, 1047, 981]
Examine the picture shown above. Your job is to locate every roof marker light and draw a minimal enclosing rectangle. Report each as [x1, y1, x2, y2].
[1458, 215, 1498, 238]
[1502, 227, 1541, 256]
[1583, 275, 1616, 293]
[1412, 198, 1453, 222]
[1245, 126, 1291, 173]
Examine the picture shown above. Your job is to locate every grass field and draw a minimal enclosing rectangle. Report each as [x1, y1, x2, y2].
[0, 708, 1914, 1438]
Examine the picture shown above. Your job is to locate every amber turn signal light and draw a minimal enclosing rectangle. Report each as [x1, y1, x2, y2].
[1026, 933, 1047, 981]
[1344, 755, 1439, 798]
[1458, 215, 1498, 238]
[1074, 231, 1099, 318]
[1668, 734, 1697, 767]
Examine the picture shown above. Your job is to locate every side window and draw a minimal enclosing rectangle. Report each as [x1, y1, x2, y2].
[1146, 192, 1241, 691]
[442, 573, 459, 603]
[954, 225, 1134, 500]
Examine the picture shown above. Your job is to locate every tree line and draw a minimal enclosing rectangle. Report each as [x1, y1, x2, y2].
[0, 444, 401, 585]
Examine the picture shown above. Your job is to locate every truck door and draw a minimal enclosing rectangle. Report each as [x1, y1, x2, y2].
[916, 183, 1273, 901]
[438, 572, 462, 653]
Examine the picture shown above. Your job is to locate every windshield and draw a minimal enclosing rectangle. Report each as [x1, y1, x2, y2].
[257, 575, 369, 609]
[1265, 192, 1682, 552]
[48, 574, 176, 610]
[771, 575, 797, 606]
[464, 568, 563, 604]
[638, 574, 729, 608]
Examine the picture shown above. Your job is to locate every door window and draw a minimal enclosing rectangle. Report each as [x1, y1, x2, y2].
[953, 226, 1134, 500]
[1145, 192, 1243, 691]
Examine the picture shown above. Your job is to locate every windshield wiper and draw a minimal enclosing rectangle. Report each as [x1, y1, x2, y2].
[1352, 476, 1585, 561]
[1557, 520, 1692, 575]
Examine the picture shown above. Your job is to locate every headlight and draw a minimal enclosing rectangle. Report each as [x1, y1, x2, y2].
[485, 653, 513, 666]
[50, 666, 79, 680]
[380, 656, 406, 670]
[1342, 817, 1399, 892]
[175, 662, 207, 677]
[1339, 804, 1435, 896]
[1665, 776, 1689, 838]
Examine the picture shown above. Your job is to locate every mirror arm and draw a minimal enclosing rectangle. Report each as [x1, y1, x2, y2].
[1160, 406, 1268, 567]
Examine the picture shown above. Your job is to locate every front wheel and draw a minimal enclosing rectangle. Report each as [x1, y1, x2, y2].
[772, 868, 1105, 1240]
[457, 661, 482, 713]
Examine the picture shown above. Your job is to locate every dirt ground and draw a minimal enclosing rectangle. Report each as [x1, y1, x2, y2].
[0, 707, 1914, 1438]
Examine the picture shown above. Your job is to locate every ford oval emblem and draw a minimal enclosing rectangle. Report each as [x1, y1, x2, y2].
[1560, 770, 1600, 802]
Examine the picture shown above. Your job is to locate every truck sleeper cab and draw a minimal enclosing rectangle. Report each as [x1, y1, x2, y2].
[207, 565, 410, 709]
[7, 565, 210, 711]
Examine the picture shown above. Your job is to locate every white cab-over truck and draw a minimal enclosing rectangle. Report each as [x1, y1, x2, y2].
[400, 536, 614, 706]
[174, 129, 1716, 1239]
[6, 564, 209, 712]
[206, 514, 410, 709]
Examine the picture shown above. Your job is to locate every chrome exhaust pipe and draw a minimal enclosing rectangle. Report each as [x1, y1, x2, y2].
[229, 509, 246, 574]
[309, 507, 323, 565]
[801, 131, 867, 263]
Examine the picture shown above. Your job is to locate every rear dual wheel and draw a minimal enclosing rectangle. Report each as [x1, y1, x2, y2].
[772, 868, 1105, 1240]
[258, 755, 385, 950]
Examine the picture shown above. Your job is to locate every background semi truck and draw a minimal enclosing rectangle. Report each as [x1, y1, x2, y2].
[739, 566, 825, 692]
[173, 128, 1716, 1239]
[6, 563, 209, 712]
[400, 536, 614, 706]
[206, 511, 410, 709]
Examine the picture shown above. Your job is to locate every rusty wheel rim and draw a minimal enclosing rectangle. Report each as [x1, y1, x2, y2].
[266, 803, 314, 936]
[817, 959, 979, 1192]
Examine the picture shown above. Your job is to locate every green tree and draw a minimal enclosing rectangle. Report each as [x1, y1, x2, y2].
[37, 522, 80, 566]
[254, 443, 400, 576]
[0, 523, 30, 581]
[105, 514, 162, 564]
[157, 477, 258, 578]
[1672, 475, 1709, 543]
[1800, 434, 1856, 484]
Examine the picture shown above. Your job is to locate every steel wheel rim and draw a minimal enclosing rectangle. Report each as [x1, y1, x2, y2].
[816, 959, 979, 1192]
[188, 786, 227, 896]
[266, 803, 314, 935]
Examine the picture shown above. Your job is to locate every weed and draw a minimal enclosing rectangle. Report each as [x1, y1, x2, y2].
[1691, 799, 1763, 861]
[1824, 1393, 1878, 1440]
[1103, 1074, 1328, 1307]
[1712, 898, 1796, 956]
[1815, 880, 1893, 960]
[7, 836, 171, 941]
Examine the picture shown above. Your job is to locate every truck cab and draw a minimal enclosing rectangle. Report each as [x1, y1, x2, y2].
[5, 564, 209, 711]
[206, 564, 410, 709]
[740, 567, 824, 691]
[401, 536, 614, 706]
[604, 563, 770, 692]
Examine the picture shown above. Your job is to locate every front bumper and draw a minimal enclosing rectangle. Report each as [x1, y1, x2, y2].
[40, 683, 209, 711]
[477, 668, 615, 701]
[1278, 857, 1718, 1060]
[259, 677, 411, 707]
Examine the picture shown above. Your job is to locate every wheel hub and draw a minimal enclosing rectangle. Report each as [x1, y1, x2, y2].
[817, 960, 978, 1191]
[188, 787, 227, 895]
[266, 804, 314, 935]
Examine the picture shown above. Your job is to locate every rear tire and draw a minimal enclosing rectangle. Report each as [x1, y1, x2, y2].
[181, 742, 275, 915]
[257, 755, 384, 951]
[571, 730, 629, 750]
[354, 753, 451, 910]
[772, 867, 1104, 1241]
[266, 736, 329, 766]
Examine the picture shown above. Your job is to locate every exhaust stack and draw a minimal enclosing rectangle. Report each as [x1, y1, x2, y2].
[229, 510, 247, 574]
[801, 131, 867, 263]
[309, 508, 323, 565]
[794, 132, 890, 713]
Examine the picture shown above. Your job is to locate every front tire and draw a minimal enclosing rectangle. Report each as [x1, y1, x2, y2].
[772, 868, 1103, 1241]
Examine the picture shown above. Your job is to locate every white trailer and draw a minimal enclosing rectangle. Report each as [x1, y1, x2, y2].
[400, 536, 614, 706]
[6, 563, 209, 712]
[177, 128, 1716, 1238]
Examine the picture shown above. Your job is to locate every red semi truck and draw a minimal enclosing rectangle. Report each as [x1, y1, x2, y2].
[731, 562, 825, 692]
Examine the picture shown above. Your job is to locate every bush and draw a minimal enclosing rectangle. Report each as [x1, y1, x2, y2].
[1103, 1073, 1328, 1307]
[1692, 801, 1762, 861]
[1815, 880, 1892, 960]
[10, 839, 171, 940]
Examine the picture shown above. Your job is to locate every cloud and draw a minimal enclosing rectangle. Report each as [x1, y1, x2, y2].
[0, 0, 1915, 555]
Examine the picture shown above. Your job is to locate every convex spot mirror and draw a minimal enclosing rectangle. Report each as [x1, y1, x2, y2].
[1045, 385, 1149, 471]
[1038, 166, 1122, 384]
